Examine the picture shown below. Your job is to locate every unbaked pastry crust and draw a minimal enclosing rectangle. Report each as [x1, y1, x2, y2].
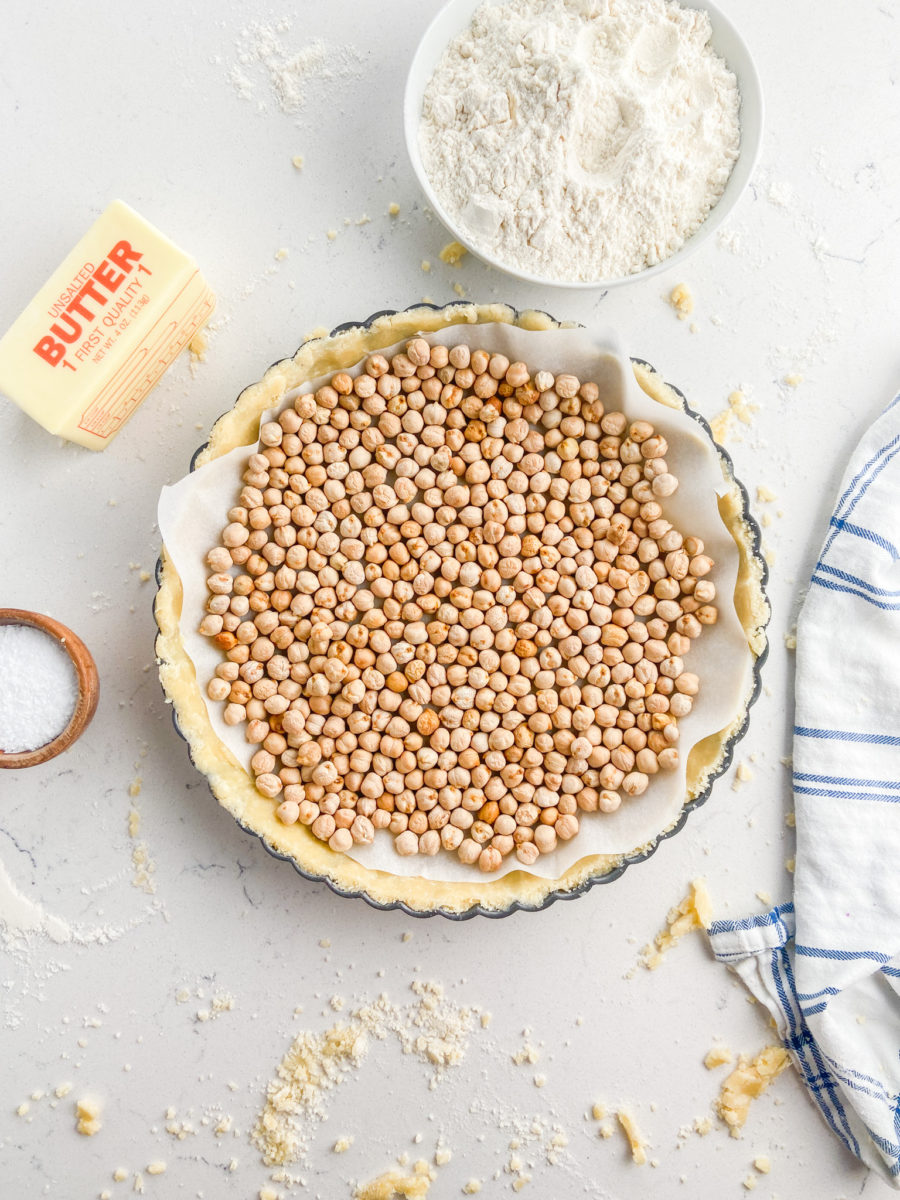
[155, 303, 768, 915]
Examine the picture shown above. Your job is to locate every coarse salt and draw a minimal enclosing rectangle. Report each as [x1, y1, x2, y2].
[0, 624, 78, 753]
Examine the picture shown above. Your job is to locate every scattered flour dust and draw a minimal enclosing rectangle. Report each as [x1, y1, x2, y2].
[419, 0, 740, 282]
[252, 982, 479, 1166]
[229, 19, 363, 116]
[0, 857, 72, 947]
[0, 852, 162, 1020]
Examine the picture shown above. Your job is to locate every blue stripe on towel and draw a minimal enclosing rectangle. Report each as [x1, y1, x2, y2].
[796, 945, 891, 965]
[826, 1057, 895, 1103]
[794, 773, 900, 790]
[708, 904, 794, 938]
[832, 435, 900, 520]
[777, 947, 861, 1157]
[810, 574, 900, 609]
[797, 986, 842, 1001]
[794, 785, 900, 805]
[814, 563, 900, 597]
[794, 727, 900, 746]
[820, 437, 900, 560]
[828, 518, 900, 559]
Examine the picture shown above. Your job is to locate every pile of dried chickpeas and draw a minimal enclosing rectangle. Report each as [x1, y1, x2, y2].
[199, 338, 718, 873]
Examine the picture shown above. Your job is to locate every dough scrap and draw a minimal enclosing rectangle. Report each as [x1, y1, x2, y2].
[356, 1160, 435, 1199]
[616, 1108, 647, 1165]
[642, 879, 713, 969]
[716, 1045, 791, 1135]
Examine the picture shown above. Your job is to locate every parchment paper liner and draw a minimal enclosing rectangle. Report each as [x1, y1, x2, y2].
[157, 310, 762, 905]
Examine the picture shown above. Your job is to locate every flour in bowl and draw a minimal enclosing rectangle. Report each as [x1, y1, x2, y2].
[418, 0, 741, 282]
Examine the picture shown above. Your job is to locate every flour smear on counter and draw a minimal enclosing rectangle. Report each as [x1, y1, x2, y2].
[419, 0, 740, 282]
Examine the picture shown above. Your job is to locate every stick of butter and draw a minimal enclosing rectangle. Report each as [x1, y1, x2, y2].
[0, 200, 215, 449]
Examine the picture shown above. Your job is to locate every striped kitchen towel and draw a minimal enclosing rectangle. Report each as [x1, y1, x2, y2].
[707, 392, 900, 1185]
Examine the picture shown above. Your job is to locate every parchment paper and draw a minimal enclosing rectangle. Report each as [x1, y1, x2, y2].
[159, 324, 752, 882]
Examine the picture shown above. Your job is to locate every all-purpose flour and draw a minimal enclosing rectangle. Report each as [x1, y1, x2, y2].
[419, 0, 741, 282]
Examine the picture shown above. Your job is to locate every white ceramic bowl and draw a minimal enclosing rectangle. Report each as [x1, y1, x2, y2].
[404, 0, 764, 290]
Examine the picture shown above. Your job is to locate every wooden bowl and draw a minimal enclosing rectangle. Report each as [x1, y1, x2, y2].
[0, 609, 100, 768]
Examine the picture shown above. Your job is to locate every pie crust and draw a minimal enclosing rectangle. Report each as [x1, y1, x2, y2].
[155, 302, 768, 915]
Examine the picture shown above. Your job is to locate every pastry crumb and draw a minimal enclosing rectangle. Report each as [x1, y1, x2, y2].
[146, 1162, 166, 1176]
[462, 1181, 482, 1195]
[75, 1094, 103, 1136]
[188, 329, 208, 365]
[388, 202, 400, 216]
[421, 260, 432, 272]
[785, 858, 795, 874]
[709, 408, 733, 445]
[783, 373, 803, 387]
[669, 282, 694, 319]
[785, 811, 796, 828]
[743, 1174, 757, 1190]
[784, 630, 797, 650]
[439, 241, 467, 266]
[333, 1135, 353, 1153]
[731, 762, 754, 791]
[252, 983, 475, 1167]
[356, 1159, 434, 1199]
[729, 390, 758, 425]
[292, 155, 304, 170]
[512, 1043, 540, 1066]
[326, 229, 338, 241]
[704, 1044, 733, 1069]
[754, 1155, 771, 1173]
[616, 1108, 647, 1165]
[756, 485, 777, 503]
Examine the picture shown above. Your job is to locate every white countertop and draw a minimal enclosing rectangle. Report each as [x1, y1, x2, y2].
[1, 1, 898, 1196]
